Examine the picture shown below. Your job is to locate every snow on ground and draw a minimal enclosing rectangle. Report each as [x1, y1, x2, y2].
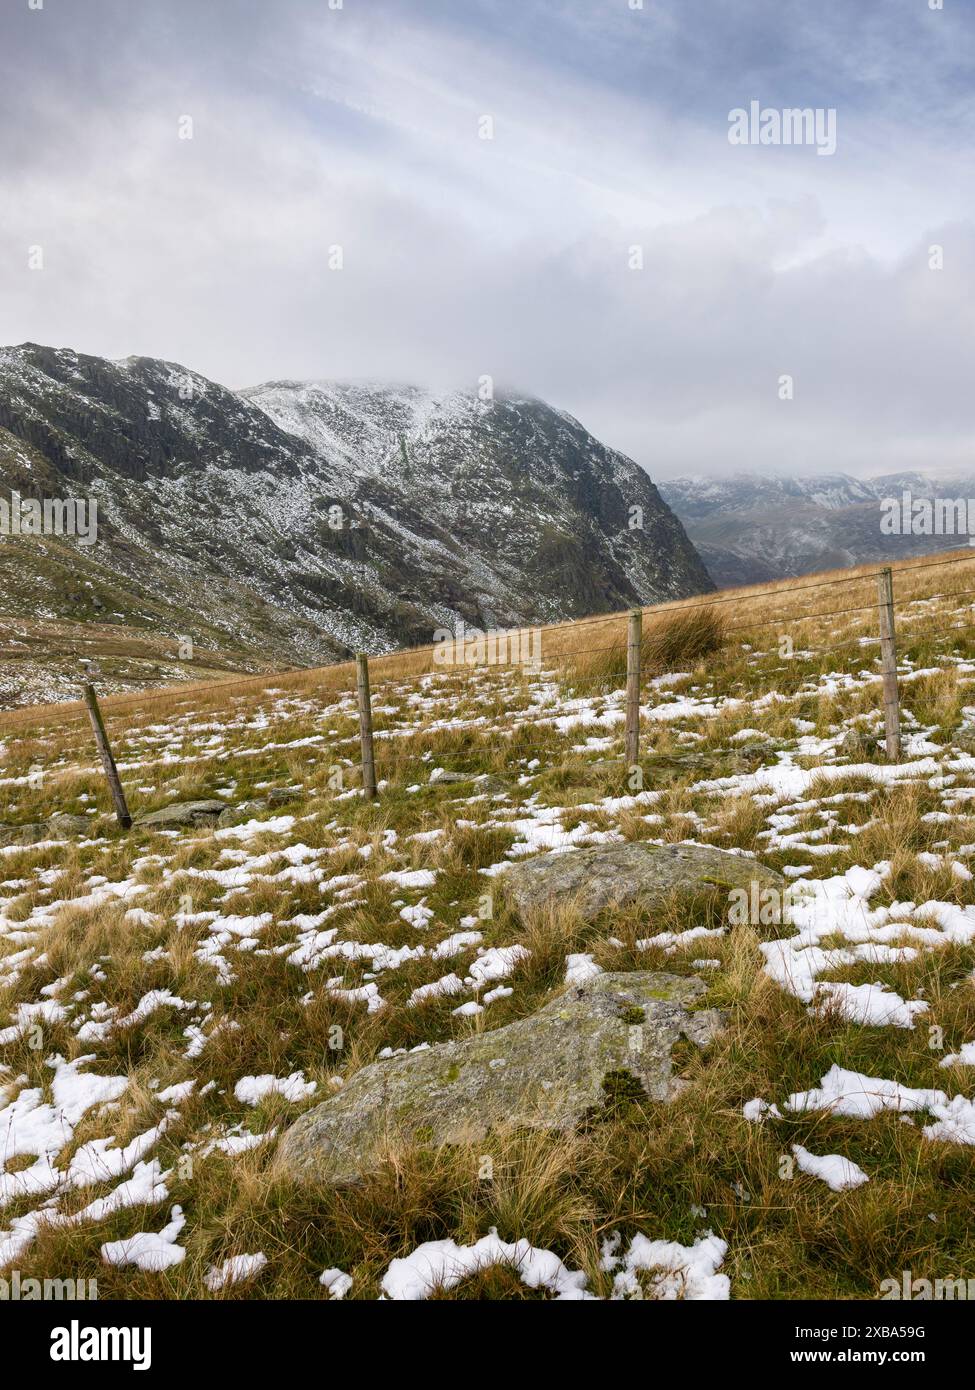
[3, 630, 975, 1295]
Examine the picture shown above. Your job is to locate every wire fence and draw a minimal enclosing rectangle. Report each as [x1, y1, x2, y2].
[6, 549, 975, 810]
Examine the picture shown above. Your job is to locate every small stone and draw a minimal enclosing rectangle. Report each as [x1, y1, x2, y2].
[953, 726, 975, 755]
[841, 727, 883, 760]
[216, 799, 268, 827]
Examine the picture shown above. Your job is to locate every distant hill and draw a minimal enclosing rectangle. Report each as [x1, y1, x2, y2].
[658, 471, 975, 587]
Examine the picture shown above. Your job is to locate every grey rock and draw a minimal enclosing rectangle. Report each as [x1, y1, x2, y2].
[267, 787, 302, 808]
[841, 727, 883, 760]
[503, 841, 785, 923]
[216, 788, 303, 826]
[133, 799, 227, 830]
[277, 971, 724, 1185]
[0, 822, 48, 848]
[473, 774, 507, 796]
[45, 813, 91, 838]
[0, 813, 94, 847]
[429, 771, 507, 796]
[216, 799, 267, 827]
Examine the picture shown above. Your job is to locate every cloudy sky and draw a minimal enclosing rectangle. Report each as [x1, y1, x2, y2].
[1, 0, 972, 478]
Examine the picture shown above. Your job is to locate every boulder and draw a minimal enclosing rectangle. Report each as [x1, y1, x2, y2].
[45, 813, 91, 838]
[277, 971, 723, 1185]
[267, 787, 302, 808]
[0, 822, 48, 848]
[472, 774, 507, 796]
[0, 814, 92, 847]
[502, 841, 785, 923]
[133, 799, 227, 830]
[429, 770, 506, 795]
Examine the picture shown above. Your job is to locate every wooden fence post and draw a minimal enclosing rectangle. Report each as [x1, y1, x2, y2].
[877, 567, 901, 762]
[356, 653, 378, 799]
[80, 682, 132, 828]
[625, 608, 642, 770]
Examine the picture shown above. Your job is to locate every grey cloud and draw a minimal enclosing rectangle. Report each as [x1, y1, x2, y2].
[0, 0, 971, 480]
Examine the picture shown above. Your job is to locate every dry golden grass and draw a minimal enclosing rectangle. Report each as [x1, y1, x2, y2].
[4, 547, 975, 1299]
[7, 542, 974, 739]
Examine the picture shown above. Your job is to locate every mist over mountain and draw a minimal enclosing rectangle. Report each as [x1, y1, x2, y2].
[0, 343, 712, 706]
[659, 471, 975, 588]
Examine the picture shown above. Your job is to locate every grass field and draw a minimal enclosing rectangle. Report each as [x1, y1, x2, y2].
[2, 550, 975, 1299]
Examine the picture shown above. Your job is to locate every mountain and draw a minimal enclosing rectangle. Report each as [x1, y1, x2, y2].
[658, 471, 975, 588]
[0, 343, 712, 707]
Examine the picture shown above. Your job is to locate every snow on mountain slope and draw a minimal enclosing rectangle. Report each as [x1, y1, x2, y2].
[660, 470, 975, 588]
[0, 345, 712, 706]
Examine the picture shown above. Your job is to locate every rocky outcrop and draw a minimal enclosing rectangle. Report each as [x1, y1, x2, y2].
[276, 971, 723, 1185]
[502, 842, 785, 923]
[133, 800, 227, 830]
[0, 813, 91, 847]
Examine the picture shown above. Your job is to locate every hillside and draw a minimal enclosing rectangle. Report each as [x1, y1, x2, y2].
[660, 471, 975, 588]
[2, 552, 975, 1299]
[0, 344, 712, 708]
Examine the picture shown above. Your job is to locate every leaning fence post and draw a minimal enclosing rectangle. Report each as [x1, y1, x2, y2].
[356, 653, 378, 799]
[80, 682, 132, 828]
[877, 567, 901, 762]
[625, 608, 642, 770]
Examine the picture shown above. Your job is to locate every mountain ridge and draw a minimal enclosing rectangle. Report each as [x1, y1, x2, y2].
[659, 469, 975, 587]
[0, 342, 712, 707]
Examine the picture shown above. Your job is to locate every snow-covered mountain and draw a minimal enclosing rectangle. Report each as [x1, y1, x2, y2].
[659, 471, 975, 588]
[0, 343, 712, 703]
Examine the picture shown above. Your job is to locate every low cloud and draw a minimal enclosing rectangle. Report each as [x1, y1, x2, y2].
[0, 0, 971, 478]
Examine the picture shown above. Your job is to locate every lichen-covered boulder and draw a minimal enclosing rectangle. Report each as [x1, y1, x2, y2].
[276, 971, 724, 1185]
[502, 842, 784, 923]
[0, 813, 92, 847]
[45, 813, 91, 838]
[0, 822, 49, 848]
[133, 799, 227, 830]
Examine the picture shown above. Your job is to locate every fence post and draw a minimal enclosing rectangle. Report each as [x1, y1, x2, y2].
[625, 608, 642, 770]
[356, 652, 378, 799]
[80, 682, 132, 828]
[876, 567, 901, 762]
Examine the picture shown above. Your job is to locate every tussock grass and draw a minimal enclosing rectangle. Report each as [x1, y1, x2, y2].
[5, 550, 975, 1298]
